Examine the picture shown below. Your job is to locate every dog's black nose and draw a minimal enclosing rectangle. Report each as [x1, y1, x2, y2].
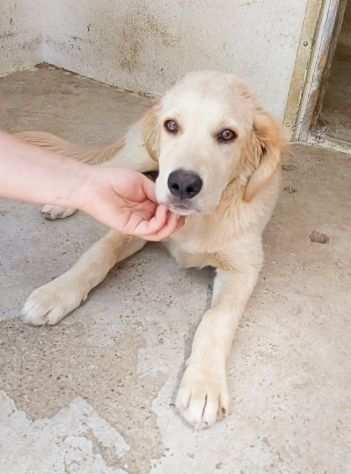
[168, 169, 203, 200]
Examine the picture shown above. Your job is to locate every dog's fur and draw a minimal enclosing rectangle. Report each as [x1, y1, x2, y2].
[19, 71, 285, 429]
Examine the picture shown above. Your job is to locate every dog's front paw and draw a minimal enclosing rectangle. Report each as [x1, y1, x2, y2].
[21, 278, 85, 326]
[176, 365, 230, 429]
[41, 204, 77, 220]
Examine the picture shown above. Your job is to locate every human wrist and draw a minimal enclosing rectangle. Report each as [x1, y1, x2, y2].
[66, 163, 101, 213]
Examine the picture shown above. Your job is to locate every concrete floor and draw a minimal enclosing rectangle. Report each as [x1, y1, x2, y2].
[1, 66, 351, 474]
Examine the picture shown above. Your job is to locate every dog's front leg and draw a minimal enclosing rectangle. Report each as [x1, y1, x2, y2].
[22, 231, 146, 326]
[176, 242, 263, 429]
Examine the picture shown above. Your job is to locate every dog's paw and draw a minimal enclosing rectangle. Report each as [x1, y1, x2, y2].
[21, 279, 85, 326]
[41, 204, 77, 220]
[176, 365, 229, 429]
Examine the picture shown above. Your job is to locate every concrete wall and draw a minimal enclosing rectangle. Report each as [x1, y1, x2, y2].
[0, 0, 310, 119]
[41, 0, 309, 119]
[0, 0, 42, 75]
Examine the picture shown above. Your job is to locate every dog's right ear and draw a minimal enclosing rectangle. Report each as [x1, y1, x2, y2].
[143, 102, 161, 162]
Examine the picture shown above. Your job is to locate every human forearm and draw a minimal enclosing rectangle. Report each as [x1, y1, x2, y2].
[0, 130, 89, 207]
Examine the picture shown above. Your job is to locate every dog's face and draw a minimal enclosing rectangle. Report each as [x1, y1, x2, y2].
[144, 71, 284, 216]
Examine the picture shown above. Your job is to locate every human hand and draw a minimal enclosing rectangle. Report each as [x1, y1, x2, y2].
[74, 167, 184, 241]
[0, 131, 182, 240]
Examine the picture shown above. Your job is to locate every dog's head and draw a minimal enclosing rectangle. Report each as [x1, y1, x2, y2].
[143, 71, 286, 216]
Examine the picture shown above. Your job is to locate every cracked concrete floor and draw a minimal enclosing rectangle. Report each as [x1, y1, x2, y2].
[1, 65, 351, 474]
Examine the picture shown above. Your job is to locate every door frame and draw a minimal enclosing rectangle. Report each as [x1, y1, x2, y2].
[285, 0, 347, 145]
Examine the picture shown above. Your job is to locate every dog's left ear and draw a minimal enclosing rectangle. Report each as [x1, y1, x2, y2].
[143, 102, 161, 162]
[244, 109, 286, 202]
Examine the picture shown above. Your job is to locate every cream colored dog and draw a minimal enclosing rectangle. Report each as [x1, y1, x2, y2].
[19, 71, 285, 429]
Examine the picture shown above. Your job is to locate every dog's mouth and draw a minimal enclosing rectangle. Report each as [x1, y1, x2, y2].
[170, 206, 196, 216]
[166, 201, 199, 216]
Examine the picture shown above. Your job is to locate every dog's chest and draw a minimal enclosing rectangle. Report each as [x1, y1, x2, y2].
[165, 226, 234, 271]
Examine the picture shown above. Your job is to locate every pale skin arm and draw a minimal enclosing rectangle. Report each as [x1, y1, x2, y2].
[0, 131, 182, 240]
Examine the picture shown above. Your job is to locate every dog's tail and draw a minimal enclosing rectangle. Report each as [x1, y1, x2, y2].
[15, 131, 124, 165]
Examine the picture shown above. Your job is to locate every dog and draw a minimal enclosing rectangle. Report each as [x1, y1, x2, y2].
[18, 71, 285, 429]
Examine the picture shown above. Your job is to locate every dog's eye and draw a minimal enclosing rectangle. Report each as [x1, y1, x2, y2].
[164, 119, 179, 134]
[217, 128, 237, 143]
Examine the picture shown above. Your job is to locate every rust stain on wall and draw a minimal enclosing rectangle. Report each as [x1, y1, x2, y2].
[119, 9, 177, 73]
[144, 13, 177, 48]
